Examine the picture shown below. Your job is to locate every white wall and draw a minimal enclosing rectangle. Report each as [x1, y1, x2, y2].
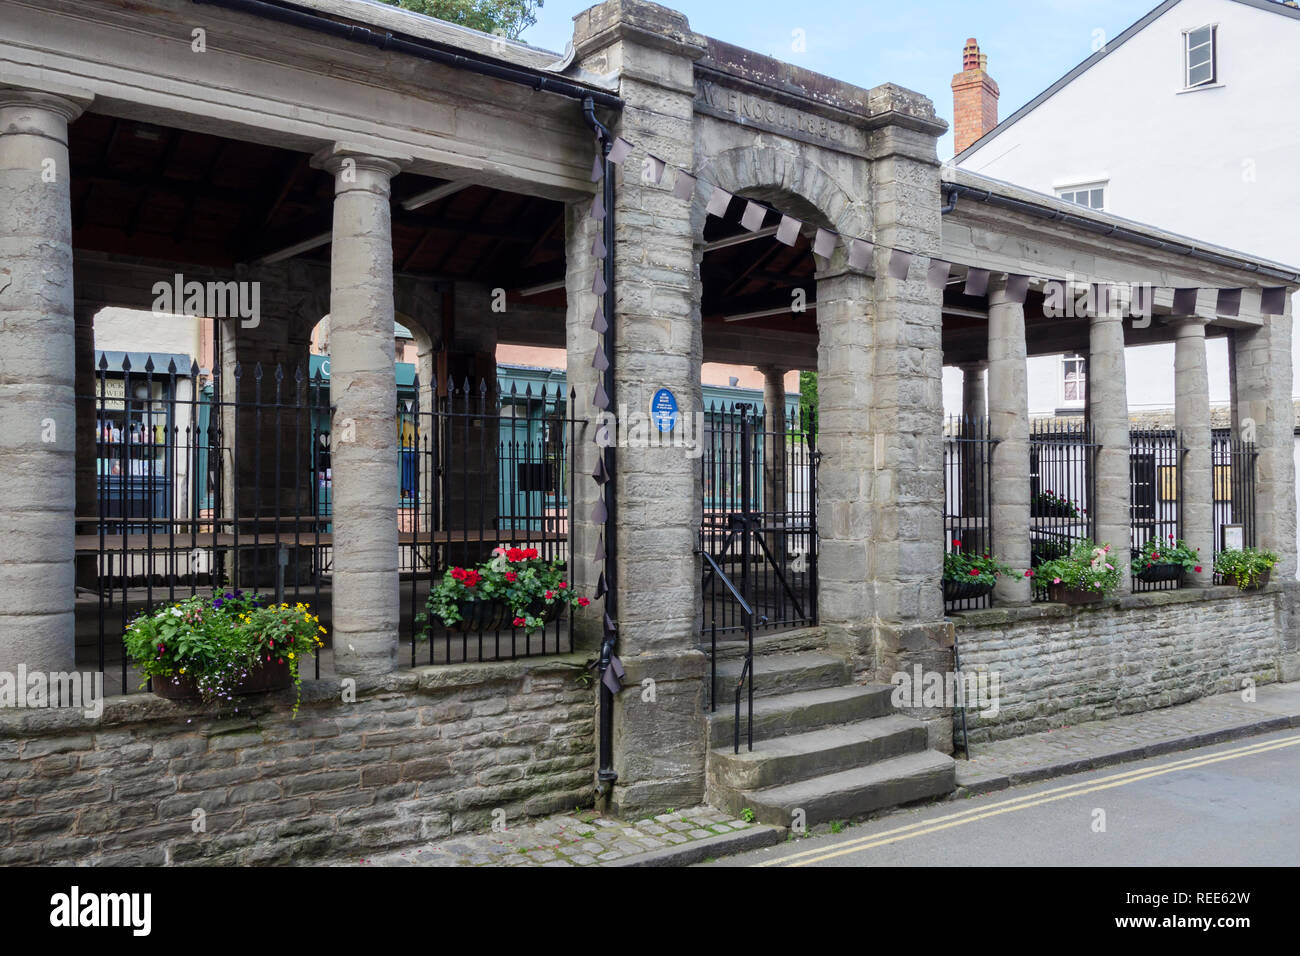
[958, 0, 1300, 396]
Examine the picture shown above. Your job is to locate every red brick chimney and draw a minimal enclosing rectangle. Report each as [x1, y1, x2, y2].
[951, 38, 999, 154]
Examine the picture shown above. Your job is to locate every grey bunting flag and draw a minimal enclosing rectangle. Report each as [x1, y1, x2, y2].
[1217, 288, 1242, 317]
[776, 214, 801, 247]
[606, 137, 632, 165]
[1006, 273, 1030, 304]
[671, 170, 696, 201]
[601, 654, 625, 694]
[595, 571, 608, 599]
[590, 193, 605, 221]
[646, 154, 666, 185]
[741, 200, 767, 232]
[592, 271, 607, 296]
[888, 249, 912, 280]
[1260, 287, 1287, 316]
[593, 533, 605, 562]
[812, 228, 837, 260]
[590, 153, 604, 182]
[593, 382, 610, 410]
[592, 496, 607, 524]
[591, 233, 606, 259]
[591, 301, 608, 334]
[927, 259, 952, 290]
[591, 455, 609, 484]
[964, 268, 990, 297]
[848, 239, 872, 272]
[705, 185, 733, 218]
[1172, 288, 1199, 316]
[592, 348, 609, 372]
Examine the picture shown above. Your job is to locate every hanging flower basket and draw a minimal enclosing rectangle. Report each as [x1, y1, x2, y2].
[448, 596, 509, 633]
[1048, 583, 1105, 605]
[943, 579, 995, 602]
[151, 657, 292, 701]
[1224, 570, 1270, 591]
[525, 597, 566, 625]
[1135, 563, 1185, 583]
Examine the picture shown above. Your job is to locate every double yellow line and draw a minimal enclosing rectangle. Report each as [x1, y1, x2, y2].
[754, 732, 1300, 867]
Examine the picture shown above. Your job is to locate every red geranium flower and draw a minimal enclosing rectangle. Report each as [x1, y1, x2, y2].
[461, 569, 481, 587]
[505, 571, 517, 583]
[450, 567, 467, 581]
[952, 539, 962, 548]
[512, 617, 525, 627]
[1024, 569, 1035, 577]
[524, 548, 538, 559]
[577, 597, 590, 607]
[968, 568, 980, 577]
[545, 590, 554, 600]
[1194, 566, 1203, 573]
[505, 547, 525, 562]
[558, 582, 568, 589]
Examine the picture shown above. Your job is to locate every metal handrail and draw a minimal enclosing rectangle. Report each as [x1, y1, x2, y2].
[698, 548, 755, 753]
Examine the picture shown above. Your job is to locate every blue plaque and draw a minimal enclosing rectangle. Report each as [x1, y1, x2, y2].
[650, 388, 678, 432]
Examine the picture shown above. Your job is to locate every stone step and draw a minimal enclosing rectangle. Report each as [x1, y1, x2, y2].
[708, 714, 928, 791]
[701, 626, 828, 661]
[707, 685, 896, 748]
[711, 750, 956, 827]
[712, 651, 850, 701]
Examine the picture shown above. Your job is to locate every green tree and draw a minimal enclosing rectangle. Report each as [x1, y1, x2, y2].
[378, 0, 543, 40]
[799, 370, 818, 432]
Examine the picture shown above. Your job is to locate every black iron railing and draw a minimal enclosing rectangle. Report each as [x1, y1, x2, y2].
[943, 416, 996, 611]
[700, 401, 817, 638]
[1212, 430, 1258, 580]
[405, 377, 582, 665]
[699, 550, 755, 754]
[1030, 417, 1099, 601]
[1129, 428, 1183, 592]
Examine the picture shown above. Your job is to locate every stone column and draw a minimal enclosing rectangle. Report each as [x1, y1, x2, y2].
[74, 303, 99, 590]
[311, 145, 407, 677]
[565, 201, 606, 653]
[1173, 317, 1212, 587]
[986, 280, 1031, 603]
[759, 366, 788, 559]
[960, 362, 986, 423]
[573, 1, 709, 816]
[840, 86, 951, 747]
[1231, 300, 1297, 582]
[0, 88, 89, 675]
[1088, 306, 1132, 591]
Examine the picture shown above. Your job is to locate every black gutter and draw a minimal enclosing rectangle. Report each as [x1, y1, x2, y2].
[583, 97, 619, 793]
[943, 182, 1300, 285]
[193, 0, 623, 109]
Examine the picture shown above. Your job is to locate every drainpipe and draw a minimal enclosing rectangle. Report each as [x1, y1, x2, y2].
[582, 97, 619, 796]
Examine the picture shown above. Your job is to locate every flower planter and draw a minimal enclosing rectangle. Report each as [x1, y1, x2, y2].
[151, 657, 292, 701]
[1031, 502, 1078, 519]
[449, 596, 508, 633]
[1135, 563, 1185, 584]
[524, 597, 565, 624]
[1047, 583, 1105, 605]
[943, 579, 995, 602]
[1224, 570, 1270, 591]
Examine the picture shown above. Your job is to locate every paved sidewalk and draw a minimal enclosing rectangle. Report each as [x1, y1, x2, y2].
[350, 805, 783, 867]
[955, 681, 1300, 793]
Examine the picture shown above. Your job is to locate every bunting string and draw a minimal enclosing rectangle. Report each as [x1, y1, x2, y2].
[590, 132, 1290, 317]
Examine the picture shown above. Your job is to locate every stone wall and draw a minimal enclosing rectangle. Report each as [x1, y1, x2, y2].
[953, 586, 1294, 743]
[0, 657, 596, 865]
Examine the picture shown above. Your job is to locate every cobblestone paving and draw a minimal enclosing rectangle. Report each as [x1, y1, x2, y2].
[957, 681, 1300, 788]
[352, 806, 756, 867]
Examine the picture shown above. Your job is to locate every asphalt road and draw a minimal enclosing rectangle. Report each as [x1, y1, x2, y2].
[707, 728, 1300, 866]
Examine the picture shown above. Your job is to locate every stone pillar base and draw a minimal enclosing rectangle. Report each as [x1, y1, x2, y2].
[607, 647, 707, 818]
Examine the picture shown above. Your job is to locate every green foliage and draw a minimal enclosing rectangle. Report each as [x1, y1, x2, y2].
[1214, 547, 1278, 589]
[740, 807, 756, 824]
[419, 546, 591, 635]
[377, 0, 542, 40]
[1031, 489, 1080, 518]
[1032, 539, 1122, 596]
[943, 538, 1013, 585]
[1131, 534, 1201, 576]
[829, 820, 845, 834]
[798, 370, 818, 432]
[123, 592, 324, 715]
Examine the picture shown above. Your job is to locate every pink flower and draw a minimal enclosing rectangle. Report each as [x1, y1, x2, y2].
[1053, 577, 1061, 584]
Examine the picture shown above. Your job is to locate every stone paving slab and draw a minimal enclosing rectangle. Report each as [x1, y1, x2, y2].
[349, 806, 783, 867]
[955, 681, 1300, 794]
